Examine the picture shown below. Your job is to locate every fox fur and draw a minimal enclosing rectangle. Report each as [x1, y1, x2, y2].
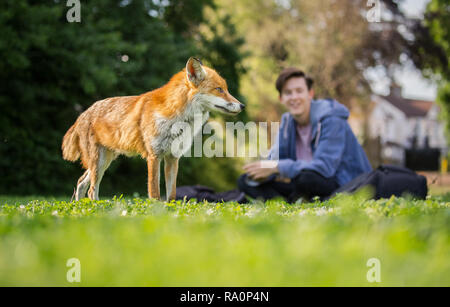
[62, 57, 244, 201]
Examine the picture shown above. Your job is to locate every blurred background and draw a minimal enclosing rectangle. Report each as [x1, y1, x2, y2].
[0, 0, 448, 197]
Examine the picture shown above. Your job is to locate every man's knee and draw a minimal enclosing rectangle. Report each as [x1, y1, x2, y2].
[293, 170, 339, 197]
[294, 170, 323, 184]
[237, 174, 250, 192]
[238, 174, 247, 191]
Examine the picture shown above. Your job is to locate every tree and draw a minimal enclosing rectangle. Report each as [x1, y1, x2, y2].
[415, 0, 450, 136]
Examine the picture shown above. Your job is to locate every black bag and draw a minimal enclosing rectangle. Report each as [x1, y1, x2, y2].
[331, 165, 428, 199]
[175, 185, 247, 203]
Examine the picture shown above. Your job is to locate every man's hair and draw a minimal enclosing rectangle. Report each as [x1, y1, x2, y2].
[275, 67, 314, 96]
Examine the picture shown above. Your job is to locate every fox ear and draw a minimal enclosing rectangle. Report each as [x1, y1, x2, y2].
[186, 57, 206, 86]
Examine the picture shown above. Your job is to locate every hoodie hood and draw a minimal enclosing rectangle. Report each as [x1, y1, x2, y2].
[281, 99, 349, 142]
[309, 98, 349, 127]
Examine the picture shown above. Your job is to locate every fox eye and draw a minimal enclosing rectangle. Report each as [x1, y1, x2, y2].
[215, 87, 224, 93]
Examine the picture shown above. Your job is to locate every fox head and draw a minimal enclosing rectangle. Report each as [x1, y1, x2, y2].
[185, 57, 245, 115]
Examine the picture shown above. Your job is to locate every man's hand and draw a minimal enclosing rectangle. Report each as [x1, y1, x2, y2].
[243, 160, 279, 181]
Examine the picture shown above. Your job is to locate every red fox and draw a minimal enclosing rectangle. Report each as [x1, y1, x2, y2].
[62, 57, 244, 201]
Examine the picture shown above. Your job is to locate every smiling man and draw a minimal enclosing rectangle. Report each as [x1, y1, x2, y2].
[238, 68, 372, 202]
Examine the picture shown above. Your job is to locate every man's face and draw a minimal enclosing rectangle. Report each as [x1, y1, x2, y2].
[279, 77, 314, 123]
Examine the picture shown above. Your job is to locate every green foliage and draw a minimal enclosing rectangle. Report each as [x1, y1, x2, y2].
[0, 194, 449, 285]
[425, 0, 450, 75]
[0, 0, 246, 196]
[422, 0, 450, 137]
[164, 0, 215, 35]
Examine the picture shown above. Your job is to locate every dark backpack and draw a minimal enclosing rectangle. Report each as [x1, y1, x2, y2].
[331, 165, 428, 199]
[175, 185, 247, 203]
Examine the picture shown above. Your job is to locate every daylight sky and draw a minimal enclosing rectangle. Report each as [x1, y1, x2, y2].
[367, 0, 437, 101]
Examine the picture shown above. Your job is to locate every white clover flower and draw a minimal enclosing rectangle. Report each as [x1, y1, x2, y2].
[121, 210, 127, 216]
[52, 210, 58, 216]
[315, 207, 330, 216]
[298, 210, 307, 216]
[244, 208, 261, 218]
[244, 211, 255, 218]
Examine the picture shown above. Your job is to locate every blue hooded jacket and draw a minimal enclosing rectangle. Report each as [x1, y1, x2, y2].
[270, 99, 372, 186]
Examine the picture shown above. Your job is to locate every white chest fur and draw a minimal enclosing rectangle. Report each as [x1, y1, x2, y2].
[151, 101, 209, 157]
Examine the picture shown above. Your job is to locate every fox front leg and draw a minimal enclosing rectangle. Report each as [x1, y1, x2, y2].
[147, 156, 161, 199]
[164, 155, 179, 201]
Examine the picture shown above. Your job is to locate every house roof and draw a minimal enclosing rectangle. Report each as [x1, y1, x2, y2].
[382, 94, 434, 118]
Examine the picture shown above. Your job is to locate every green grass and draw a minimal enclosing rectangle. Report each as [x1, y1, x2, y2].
[0, 191, 449, 286]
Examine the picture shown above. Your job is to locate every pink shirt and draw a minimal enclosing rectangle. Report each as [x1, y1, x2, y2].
[295, 124, 313, 161]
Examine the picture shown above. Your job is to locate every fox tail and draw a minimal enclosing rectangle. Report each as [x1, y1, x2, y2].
[62, 124, 80, 162]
